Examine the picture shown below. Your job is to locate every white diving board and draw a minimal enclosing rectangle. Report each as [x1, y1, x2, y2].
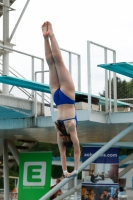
[97, 62, 133, 78]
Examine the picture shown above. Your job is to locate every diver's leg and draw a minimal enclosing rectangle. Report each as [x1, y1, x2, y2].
[47, 22, 75, 100]
[42, 22, 60, 94]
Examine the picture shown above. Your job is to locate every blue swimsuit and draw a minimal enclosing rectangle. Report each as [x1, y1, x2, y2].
[54, 88, 78, 127]
[54, 88, 75, 106]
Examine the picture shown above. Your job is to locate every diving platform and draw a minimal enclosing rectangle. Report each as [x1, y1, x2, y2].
[0, 75, 132, 147]
[0, 96, 133, 148]
[98, 62, 133, 78]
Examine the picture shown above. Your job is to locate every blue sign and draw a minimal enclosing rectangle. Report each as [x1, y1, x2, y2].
[82, 146, 119, 164]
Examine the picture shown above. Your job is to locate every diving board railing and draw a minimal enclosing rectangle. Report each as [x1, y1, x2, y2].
[0, 44, 81, 116]
[0, 58, 52, 108]
[87, 41, 117, 113]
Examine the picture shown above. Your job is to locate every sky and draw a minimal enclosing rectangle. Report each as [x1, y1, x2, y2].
[1, 0, 133, 96]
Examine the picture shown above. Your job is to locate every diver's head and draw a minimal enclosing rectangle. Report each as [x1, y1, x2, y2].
[60, 134, 73, 148]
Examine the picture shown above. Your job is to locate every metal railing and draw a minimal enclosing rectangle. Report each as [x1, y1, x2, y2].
[87, 41, 117, 113]
[0, 45, 81, 117]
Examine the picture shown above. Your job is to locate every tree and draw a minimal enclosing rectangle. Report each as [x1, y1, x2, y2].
[100, 77, 133, 104]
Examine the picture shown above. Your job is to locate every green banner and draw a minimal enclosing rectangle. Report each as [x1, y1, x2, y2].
[18, 152, 52, 200]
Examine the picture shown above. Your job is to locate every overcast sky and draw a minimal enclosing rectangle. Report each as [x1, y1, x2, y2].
[13, 0, 133, 60]
[1, 0, 133, 95]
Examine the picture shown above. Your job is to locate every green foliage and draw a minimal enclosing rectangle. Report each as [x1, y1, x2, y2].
[119, 148, 133, 155]
[0, 177, 3, 189]
[9, 164, 19, 190]
[0, 164, 19, 190]
[100, 77, 133, 104]
[30, 142, 60, 156]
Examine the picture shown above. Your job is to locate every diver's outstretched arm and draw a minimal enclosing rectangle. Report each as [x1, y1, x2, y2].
[67, 122, 80, 174]
[57, 132, 72, 177]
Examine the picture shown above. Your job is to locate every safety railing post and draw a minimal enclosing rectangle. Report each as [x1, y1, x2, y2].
[104, 48, 108, 113]
[87, 41, 92, 114]
[69, 52, 72, 75]
[78, 55, 81, 91]
[109, 70, 112, 112]
[41, 59, 45, 116]
[113, 50, 117, 112]
[34, 70, 49, 121]
[31, 56, 35, 116]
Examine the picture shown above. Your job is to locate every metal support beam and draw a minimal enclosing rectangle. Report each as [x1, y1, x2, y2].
[41, 59, 44, 116]
[113, 50, 117, 112]
[119, 162, 133, 178]
[78, 55, 81, 91]
[8, 139, 19, 165]
[119, 153, 133, 167]
[34, 70, 49, 119]
[3, 0, 9, 94]
[87, 41, 91, 115]
[9, 0, 30, 42]
[109, 70, 111, 112]
[74, 176, 78, 199]
[69, 52, 72, 75]
[39, 124, 133, 200]
[3, 139, 9, 200]
[104, 48, 108, 113]
[32, 57, 35, 116]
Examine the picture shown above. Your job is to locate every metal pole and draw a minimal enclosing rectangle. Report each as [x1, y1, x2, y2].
[119, 163, 133, 178]
[8, 139, 19, 165]
[74, 176, 78, 199]
[3, 139, 9, 200]
[113, 50, 117, 112]
[41, 59, 44, 116]
[3, 0, 9, 95]
[109, 71, 111, 112]
[88, 41, 115, 52]
[34, 70, 49, 118]
[0, 44, 44, 60]
[119, 153, 133, 167]
[78, 55, 81, 91]
[9, 0, 30, 42]
[104, 48, 108, 113]
[39, 124, 133, 200]
[32, 57, 35, 116]
[35, 73, 37, 118]
[69, 52, 72, 75]
[87, 41, 91, 114]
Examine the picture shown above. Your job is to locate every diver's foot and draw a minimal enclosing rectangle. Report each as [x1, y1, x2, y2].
[47, 21, 54, 37]
[41, 21, 48, 38]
